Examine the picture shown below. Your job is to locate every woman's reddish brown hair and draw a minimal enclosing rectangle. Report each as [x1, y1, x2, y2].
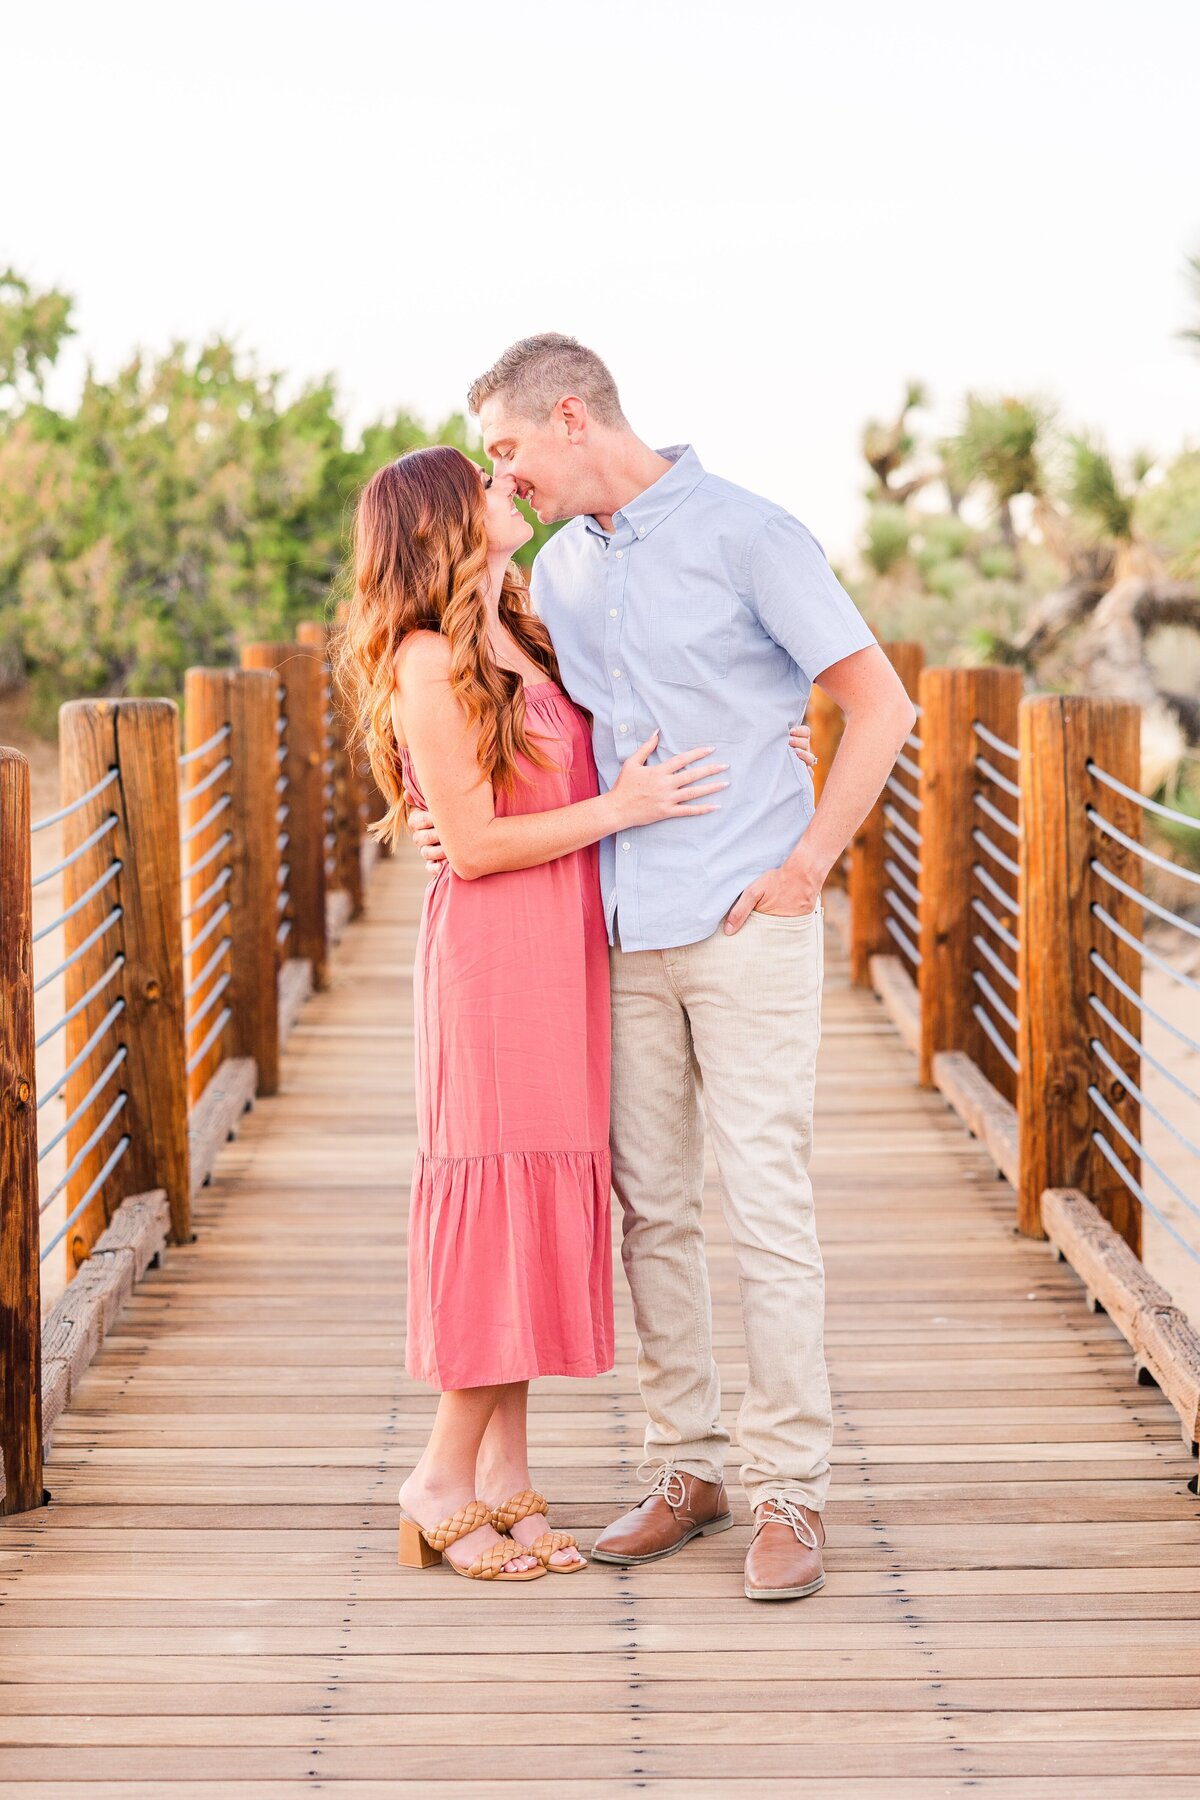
[331, 445, 565, 847]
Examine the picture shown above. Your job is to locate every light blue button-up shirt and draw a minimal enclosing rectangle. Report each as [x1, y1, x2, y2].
[529, 444, 877, 953]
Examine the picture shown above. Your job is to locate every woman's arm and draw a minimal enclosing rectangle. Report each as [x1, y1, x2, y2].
[395, 632, 727, 881]
[406, 716, 820, 875]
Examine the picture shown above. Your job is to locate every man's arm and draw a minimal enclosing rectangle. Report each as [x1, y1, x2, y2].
[724, 643, 915, 931]
[724, 510, 916, 932]
[724, 642, 916, 931]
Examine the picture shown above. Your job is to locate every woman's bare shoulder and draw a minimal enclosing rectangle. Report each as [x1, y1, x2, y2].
[392, 629, 451, 692]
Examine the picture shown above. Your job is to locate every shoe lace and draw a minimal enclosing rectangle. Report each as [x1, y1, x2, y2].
[636, 1458, 687, 1509]
[758, 1497, 820, 1550]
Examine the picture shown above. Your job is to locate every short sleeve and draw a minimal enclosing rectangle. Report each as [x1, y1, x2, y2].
[743, 512, 877, 681]
[527, 554, 546, 619]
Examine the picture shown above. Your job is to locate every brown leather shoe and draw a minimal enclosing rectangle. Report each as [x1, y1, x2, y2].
[744, 1498, 826, 1600]
[591, 1463, 734, 1565]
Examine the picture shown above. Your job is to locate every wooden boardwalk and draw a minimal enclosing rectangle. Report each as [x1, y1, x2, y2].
[1, 845, 1198, 1797]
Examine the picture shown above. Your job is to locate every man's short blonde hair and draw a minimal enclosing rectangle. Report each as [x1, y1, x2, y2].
[467, 333, 627, 427]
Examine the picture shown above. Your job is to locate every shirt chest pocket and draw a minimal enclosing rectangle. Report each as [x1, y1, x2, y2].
[647, 586, 734, 686]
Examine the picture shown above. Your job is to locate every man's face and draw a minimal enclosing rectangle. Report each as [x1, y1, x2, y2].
[479, 395, 586, 525]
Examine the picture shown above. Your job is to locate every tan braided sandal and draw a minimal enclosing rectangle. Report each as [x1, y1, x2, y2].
[397, 1498, 546, 1582]
[490, 1488, 587, 1574]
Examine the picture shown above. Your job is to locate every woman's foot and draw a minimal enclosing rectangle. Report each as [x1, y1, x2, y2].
[399, 1471, 539, 1576]
[477, 1466, 585, 1570]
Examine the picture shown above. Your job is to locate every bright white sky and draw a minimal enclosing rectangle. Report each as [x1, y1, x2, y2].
[5, 0, 1199, 562]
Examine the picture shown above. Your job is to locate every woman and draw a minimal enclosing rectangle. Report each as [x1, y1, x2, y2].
[334, 446, 732, 1583]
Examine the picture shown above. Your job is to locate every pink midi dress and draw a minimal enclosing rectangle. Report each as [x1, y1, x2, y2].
[399, 680, 614, 1391]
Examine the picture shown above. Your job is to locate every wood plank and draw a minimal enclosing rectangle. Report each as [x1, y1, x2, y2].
[1, 843, 1196, 1793]
[33, 1193, 168, 1456]
[187, 1059, 256, 1199]
[1043, 1186, 1200, 1452]
[933, 1049, 1020, 1187]
[868, 951, 920, 1054]
[276, 957, 311, 1048]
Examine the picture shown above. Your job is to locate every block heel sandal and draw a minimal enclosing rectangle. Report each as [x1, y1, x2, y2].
[491, 1488, 587, 1574]
[397, 1498, 546, 1582]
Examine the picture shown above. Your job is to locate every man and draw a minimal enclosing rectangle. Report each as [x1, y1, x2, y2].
[409, 334, 916, 1600]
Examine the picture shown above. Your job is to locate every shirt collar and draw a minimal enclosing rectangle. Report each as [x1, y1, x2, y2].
[583, 443, 706, 541]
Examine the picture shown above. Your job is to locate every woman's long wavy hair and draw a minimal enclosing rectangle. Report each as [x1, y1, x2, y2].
[331, 446, 566, 849]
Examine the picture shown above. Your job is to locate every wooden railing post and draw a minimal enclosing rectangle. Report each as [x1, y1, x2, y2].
[241, 644, 328, 991]
[1017, 696, 1143, 1249]
[848, 642, 924, 986]
[59, 700, 191, 1262]
[185, 669, 281, 1097]
[1, 748, 44, 1513]
[297, 621, 364, 920]
[918, 667, 1023, 1092]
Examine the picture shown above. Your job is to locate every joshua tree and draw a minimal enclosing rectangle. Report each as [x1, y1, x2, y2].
[852, 377, 1200, 829]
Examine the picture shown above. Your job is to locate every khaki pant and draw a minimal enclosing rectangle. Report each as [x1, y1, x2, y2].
[609, 902, 832, 1512]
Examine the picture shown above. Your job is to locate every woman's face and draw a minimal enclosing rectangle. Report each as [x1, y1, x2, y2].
[479, 465, 534, 556]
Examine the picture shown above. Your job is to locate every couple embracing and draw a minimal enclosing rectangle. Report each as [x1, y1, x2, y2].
[335, 334, 915, 1600]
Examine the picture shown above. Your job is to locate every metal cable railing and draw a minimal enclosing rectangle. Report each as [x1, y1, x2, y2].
[972, 827, 1020, 881]
[1093, 903, 1200, 996]
[1086, 805, 1200, 888]
[1085, 756, 1200, 1268]
[882, 717, 922, 969]
[32, 857, 121, 942]
[1089, 1090, 1200, 1264]
[1094, 859, 1200, 941]
[973, 720, 1018, 761]
[28, 770, 130, 1265]
[3, 651, 379, 1510]
[275, 684, 293, 952]
[39, 1135, 132, 1265]
[974, 753, 1021, 802]
[1088, 760, 1200, 832]
[318, 661, 338, 882]
[179, 723, 234, 1082]
[179, 723, 231, 767]
[1090, 948, 1200, 1059]
[31, 813, 117, 888]
[971, 896, 1020, 956]
[973, 996, 1021, 1077]
[30, 767, 118, 833]
[969, 720, 1022, 1079]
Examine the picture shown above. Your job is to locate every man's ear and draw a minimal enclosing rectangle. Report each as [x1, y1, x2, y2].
[558, 394, 589, 443]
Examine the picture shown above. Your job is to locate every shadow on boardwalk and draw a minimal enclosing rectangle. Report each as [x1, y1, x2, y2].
[1, 846, 1198, 1796]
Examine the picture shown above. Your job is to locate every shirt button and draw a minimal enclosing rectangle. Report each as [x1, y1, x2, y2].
[609, 608, 618, 617]
[619, 724, 628, 734]
[637, 527, 646, 537]
[612, 668, 622, 679]
[615, 549, 624, 559]
[622, 841, 631, 851]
